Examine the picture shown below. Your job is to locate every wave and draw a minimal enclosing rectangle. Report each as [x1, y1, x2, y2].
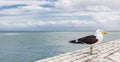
[0, 33, 21, 35]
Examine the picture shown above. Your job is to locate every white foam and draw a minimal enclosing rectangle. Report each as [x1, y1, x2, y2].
[0, 33, 21, 35]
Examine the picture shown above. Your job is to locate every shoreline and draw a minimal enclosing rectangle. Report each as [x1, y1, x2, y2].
[35, 39, 120, 62]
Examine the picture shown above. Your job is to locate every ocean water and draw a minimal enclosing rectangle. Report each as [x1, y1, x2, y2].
[0, 31, 119, 62]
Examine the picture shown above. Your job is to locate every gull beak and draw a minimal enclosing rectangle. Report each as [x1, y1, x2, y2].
[102, 31, 107, 34]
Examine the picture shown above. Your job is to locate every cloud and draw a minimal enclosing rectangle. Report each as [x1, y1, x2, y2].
[55, 0, 120, 11]
[0, 20, 96, 28]
[0, 0, 120, 31]
[86, 5, 112, 11]
[0, 0, 53, 15]
[93, 12, 120, 30]
[49, 10, 120, 30]
[0, 10, 120, 30]
[0, 1, 52, 6]
[22, 5, 51, 11]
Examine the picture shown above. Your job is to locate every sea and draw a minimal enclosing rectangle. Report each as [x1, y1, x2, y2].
[0, 31, 119, 62]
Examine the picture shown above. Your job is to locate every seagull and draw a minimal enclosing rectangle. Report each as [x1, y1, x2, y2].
[69, 29, 107, 55]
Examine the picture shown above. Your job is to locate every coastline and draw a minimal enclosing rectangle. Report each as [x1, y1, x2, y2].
[35, 39, 120, 62]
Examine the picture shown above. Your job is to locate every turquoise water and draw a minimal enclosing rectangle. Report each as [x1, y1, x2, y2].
[0, 32, 119, 62]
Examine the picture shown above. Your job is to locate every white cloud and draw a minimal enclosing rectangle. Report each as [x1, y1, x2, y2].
[55, 0, 120, 11]
[0, 1, 52, 6]
[0, 6, 50, 15]
[0, 9, 120, 30]
[93, 12, 120, 30]
[0, 0, 53, 15]
[22, 5, 51, 11]
[48, 10, 120, 30]
[0, 0, 120, 30]
[0, 20, 96, 28]
[86, 5, 112, 11]
[0, 8, 25, 15]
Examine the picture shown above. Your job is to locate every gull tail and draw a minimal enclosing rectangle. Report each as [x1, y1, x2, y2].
[69, 39, 84, 44]
[69, 40, 76, 43]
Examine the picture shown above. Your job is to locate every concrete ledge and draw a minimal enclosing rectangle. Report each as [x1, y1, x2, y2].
[35, 40, 120, 62]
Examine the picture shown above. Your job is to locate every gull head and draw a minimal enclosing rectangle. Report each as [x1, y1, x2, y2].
[96, 29, 107, 35]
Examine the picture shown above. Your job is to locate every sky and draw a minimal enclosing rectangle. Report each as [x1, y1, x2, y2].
[0, 0, 120, 31]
